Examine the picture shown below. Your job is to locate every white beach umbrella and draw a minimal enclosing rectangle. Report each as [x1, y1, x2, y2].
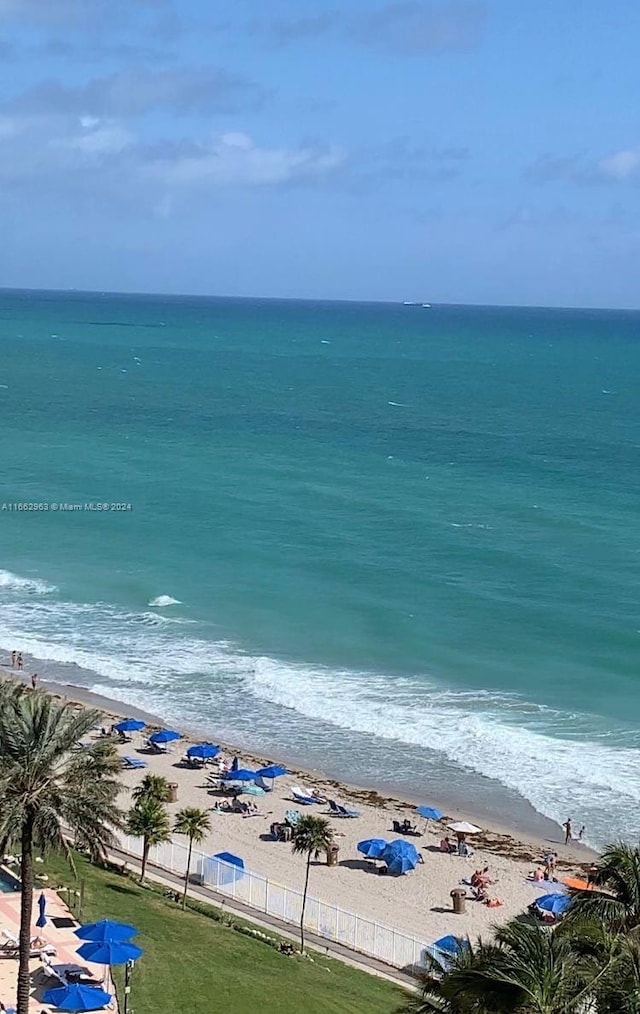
[447, 821, 482, 834]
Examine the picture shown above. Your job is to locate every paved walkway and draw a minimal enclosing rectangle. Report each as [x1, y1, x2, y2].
[0, 885, 119, 1012]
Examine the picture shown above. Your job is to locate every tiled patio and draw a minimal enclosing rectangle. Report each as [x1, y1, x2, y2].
[0, 887, 117, 1012]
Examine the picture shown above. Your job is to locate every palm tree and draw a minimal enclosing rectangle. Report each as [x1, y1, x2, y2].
[131, 773, 171, 804]
[173, 807, 211, 909]
[0, 685, 122, 1014]
[404, 921, 592, 1014]
[290, 815, 333, 953]
[568, 843, 640, 933]
[126, 796, 171, 883]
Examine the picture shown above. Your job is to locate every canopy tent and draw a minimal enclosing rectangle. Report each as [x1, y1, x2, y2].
[199, 852, 245, 887]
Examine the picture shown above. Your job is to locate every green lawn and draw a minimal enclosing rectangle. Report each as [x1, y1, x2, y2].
[42, 852, 406, 1014]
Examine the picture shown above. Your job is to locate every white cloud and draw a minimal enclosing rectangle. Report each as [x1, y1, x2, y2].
[599, 149, 640, 181]
[145, 132, 346, 187]
[58, 118, 134, 154]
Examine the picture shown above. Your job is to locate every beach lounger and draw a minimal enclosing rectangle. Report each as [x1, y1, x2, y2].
[328, 799, 360, 818]
[291, 787, 316, 805]
[296, 784, 326, 802]
[122, 756, 148, 770]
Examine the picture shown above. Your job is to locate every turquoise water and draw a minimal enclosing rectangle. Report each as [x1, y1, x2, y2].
[1, 289, 639, 844]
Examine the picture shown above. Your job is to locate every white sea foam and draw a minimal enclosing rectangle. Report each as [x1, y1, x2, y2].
[149, 595, 182, 607]
[248, 659, 640, 844]
[0, 569, 57, 595]
[2, 578, 640, 845]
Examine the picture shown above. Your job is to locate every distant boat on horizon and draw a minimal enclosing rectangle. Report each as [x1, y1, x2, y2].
[402, 301, 432, 307]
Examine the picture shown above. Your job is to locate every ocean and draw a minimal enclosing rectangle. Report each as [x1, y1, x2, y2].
[1, 288, 639, 846]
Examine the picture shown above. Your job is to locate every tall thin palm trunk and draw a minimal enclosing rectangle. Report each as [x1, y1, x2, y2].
[182, 837, 193, 910]
[300, 853, 311, 954]
[141, 839, 150, 883]
[17, 810, 34, 1014]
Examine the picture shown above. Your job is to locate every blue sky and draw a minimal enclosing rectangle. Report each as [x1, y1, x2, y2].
[1, 0, 639, 307]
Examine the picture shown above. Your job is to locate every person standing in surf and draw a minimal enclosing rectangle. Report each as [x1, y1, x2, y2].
[563, 817, 572, 844]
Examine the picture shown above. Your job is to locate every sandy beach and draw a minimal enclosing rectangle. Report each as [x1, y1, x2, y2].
[1, 666, 598, 952]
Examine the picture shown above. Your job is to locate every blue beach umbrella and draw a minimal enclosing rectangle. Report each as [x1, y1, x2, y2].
[149, 728, 181, 744]
[433, 935, 468, 957]
[43, 983, 112, 1012]
[424, 935, 470, 970]
[417, 805, 444, 821]
[222, 768, 256, 782]
[256, 764, 289, 780]
[77, 939, 143, 965]
[357, 838, 388, 859]
[381, 840, 420, 875]
[36, 891, 47, 928]
[536, 893, 571, 916]
[75, 918, 139, 943]
[187, 743, 220, 760]
[114, 719, 145, 733]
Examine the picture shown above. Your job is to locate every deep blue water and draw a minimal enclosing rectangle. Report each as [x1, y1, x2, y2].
[1, 289, 639, 844]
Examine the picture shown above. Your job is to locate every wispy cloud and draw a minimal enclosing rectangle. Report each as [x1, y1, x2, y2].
[351, 1, 488, 56]
[8, 67, 266, 119]
[527, 148, 640, 185]
[251, 2, 488, 55]
[141, 132, 346, 188]
[599, 149, 640, 181]
[0, 0, 167, 26]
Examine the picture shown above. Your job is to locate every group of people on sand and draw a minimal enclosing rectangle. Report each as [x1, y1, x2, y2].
[469, 866, 501, 905]
[440, 835, 473, 857]
[8, 650, 38, 689]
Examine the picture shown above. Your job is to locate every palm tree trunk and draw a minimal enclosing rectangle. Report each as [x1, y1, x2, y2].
[182, 837, 193, 910]
[300, 852, 311, 954]
[17, 809, 35, 1014]
[141, 839, 149, 883]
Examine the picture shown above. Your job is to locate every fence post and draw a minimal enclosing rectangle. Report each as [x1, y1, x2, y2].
[373, 920, 378, 958]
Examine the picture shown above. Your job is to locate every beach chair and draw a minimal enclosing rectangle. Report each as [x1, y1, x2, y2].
[122, 756, 147, 770]
[328, 799, 342, 816]
[337, 803, 360, 818]
[298, 783, 326, 802]
[291, 787, 316, 805]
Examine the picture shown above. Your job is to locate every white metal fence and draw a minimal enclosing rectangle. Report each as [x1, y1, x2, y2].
[116, 831, 429, 972]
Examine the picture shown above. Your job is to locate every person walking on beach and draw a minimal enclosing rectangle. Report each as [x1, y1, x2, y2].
[31, 672, 38, 690]
[16, 652, 23, 671]
[563, 817, 572, 844]
[10, 650, 16, 668]
[544, 852, 557, 880]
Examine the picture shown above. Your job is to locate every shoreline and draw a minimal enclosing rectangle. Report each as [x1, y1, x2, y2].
[1, 664, 597, 870]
